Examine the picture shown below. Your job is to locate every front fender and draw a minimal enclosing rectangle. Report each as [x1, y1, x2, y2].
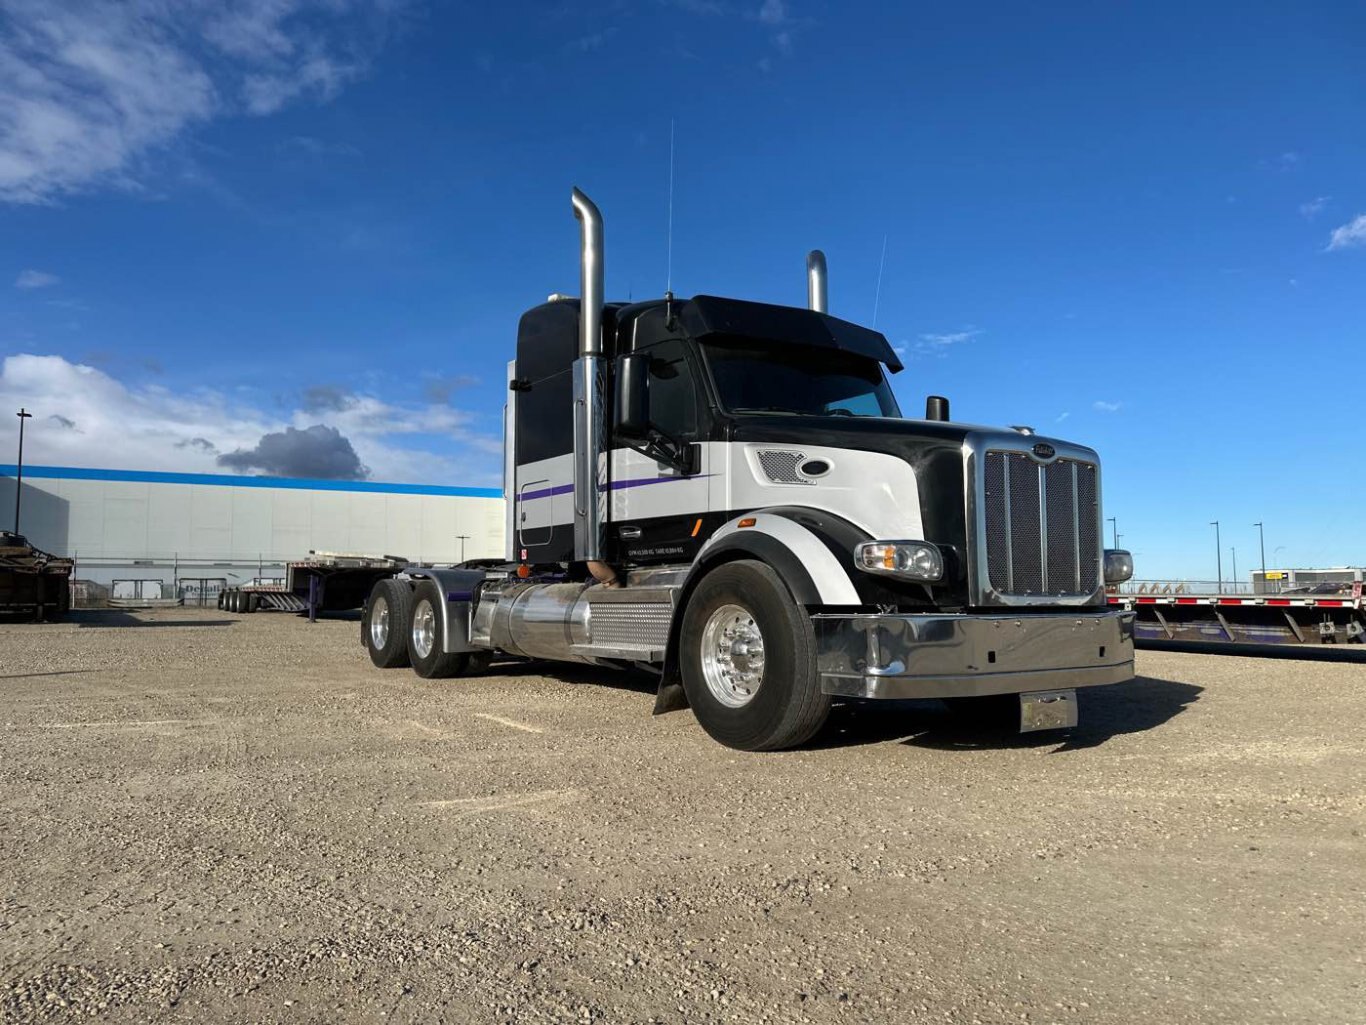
[653, 510, 864, 714]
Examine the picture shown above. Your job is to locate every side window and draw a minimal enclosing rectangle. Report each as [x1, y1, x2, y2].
[646, 340, 698, 439]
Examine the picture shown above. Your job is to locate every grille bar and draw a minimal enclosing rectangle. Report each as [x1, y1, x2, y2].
[982, 451, 1101, 598]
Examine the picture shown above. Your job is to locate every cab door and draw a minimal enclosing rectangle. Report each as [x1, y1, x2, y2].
[609, 339, 711, 562]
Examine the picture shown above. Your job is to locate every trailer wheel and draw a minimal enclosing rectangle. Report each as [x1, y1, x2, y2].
[247, 593, 260, 613]
[217, 590, 226, 610]
[679, 559, 830, 751]
[409, 580, 470, 679]
[364, 578, 413, 669]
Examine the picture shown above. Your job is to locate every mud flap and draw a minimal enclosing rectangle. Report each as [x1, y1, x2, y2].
[652, 672, 689, 715]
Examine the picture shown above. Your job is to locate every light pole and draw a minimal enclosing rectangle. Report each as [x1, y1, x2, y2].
[1106, 517, 1119, 548]
[1253, 522, 1266, 591]
[14, 408, 32, 534]
[1210, 520, 1222, 595]
[1231, 546, 1237, 592]
[456, 534, 471, 563]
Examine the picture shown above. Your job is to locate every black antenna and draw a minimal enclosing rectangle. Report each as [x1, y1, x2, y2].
[666, 118, 675, 296]
[872, 233, 888, 327]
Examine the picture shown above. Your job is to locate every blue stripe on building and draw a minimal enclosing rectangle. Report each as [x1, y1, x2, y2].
[0, 464, 502, 499]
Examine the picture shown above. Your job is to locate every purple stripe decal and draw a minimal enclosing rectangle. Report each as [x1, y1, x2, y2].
[519, 482, 576, 502]
[607, 473, 715, 491]
[518, 474, 714, 503]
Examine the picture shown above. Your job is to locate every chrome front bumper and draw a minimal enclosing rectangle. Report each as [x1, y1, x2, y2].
[813, 609, 1135, 700]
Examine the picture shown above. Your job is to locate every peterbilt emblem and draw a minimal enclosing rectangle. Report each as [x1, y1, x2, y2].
[1032, 442, 1056, 460]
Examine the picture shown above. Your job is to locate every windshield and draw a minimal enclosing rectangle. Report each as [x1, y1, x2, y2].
[701, 338, 902, 418]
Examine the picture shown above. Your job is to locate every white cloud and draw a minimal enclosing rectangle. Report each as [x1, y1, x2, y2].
[0, 1, 398, 204]
[908, 328, 979, 358]
[1326, 214, 1366, 251]
[15, 269, 59, 289]
[1299, 196, 1329, 220]
[757, 0, 789, 25]
[0, 354, 501, 486]
[1093, 400, 1123, 413]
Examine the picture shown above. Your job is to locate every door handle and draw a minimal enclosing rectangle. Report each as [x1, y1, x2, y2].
[617, 525, 642, 539]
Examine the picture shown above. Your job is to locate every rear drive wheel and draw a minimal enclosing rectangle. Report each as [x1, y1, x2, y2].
[680, 559, 830, 751]
[409, 580, 470, 679]
[364, 578, 413, 669]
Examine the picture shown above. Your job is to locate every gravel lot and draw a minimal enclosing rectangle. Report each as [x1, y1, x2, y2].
[1, 608, 1362, 1024]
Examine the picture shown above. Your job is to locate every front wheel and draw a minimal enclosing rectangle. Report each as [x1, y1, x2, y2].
[679, 559, 830, 751]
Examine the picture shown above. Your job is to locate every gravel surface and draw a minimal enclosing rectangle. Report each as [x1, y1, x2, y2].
[1, 608, 1362, 1024]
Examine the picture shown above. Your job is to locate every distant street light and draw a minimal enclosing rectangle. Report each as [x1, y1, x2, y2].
[456, 534, 471, 563]
[13, 408, 32, 534]
[1231, 546, 1237, 592]
[1106, 516, 1119, 549]
[1253, 522, 1266, 579]
[1210, 520, 1222, 595]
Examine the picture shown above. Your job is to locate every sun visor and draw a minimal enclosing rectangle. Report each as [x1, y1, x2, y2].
[680, 294, 904, 373]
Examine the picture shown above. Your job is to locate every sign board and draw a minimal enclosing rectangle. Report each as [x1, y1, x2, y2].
[1264, 571, 1285, 580]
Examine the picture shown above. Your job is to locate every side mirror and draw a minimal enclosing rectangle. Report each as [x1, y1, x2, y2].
[615, 353, 649, 439]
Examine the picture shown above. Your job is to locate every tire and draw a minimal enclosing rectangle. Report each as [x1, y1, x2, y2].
[409, 580, 470, 679]
[247, 593, 261, 613]
[364, 578, 414, 669]
[679, 559, 830, 751]
[217, 590, 226, 610]
[226, 590, 239, 613]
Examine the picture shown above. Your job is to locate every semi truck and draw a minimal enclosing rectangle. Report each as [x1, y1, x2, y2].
[360, 188, 1137, 751]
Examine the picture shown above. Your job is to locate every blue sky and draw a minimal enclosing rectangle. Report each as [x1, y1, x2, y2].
[1, 0, 1363, 579]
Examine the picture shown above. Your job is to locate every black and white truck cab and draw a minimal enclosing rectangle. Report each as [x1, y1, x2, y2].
[361, 187, 1136, 751]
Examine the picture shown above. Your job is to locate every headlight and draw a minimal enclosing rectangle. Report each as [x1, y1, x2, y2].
[854, 540, 944, 582]
[1103, 549, 1134, 583]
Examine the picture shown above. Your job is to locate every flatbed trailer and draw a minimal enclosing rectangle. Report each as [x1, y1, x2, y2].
[1109, 591, 1365, 646]
[218, 553, 407, 619]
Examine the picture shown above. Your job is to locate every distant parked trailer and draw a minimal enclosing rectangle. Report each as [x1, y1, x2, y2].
[0, 531, 72, 621]
[219, 552, 408, 620]
[1109, 588, 1365, 647]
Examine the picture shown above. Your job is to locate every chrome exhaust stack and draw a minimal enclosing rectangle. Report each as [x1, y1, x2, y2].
[570, 187, 612, 580]
[806, 250, 828, 314]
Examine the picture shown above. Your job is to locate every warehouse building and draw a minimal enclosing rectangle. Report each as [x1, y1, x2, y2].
[0, 464, 503, 598]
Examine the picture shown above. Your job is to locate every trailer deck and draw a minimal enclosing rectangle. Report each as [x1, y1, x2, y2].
[1109, 588, 1365, 646]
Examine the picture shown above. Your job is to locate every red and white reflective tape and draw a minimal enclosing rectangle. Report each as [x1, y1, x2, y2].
[1109, 595, 1362, 610]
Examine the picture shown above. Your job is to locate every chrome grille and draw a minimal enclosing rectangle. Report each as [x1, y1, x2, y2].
[982, 451, 1100, 597]
[756, 450, 812, 485]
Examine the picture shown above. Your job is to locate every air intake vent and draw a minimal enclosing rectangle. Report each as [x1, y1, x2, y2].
[983, 451, 1100, 597]
[756, 450, 813, 485]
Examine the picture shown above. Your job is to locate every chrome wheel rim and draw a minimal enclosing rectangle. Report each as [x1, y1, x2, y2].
[700, 603, 765, 708]
[369, 595, 390, 649]
[412, 600, 435, 659]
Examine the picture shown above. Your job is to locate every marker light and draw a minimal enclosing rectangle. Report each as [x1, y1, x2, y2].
[854, 540, 944, 583]
[1103, 549, 1134, 584]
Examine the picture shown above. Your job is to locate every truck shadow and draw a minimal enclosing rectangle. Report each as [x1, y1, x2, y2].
[71, 611, 238, 629]
[487, 660, 661, 696]
[812, 676, 1202, 752]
